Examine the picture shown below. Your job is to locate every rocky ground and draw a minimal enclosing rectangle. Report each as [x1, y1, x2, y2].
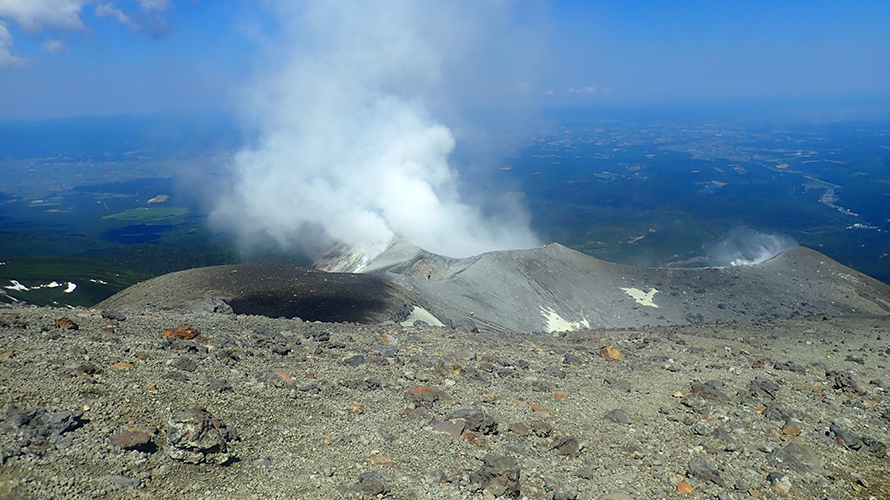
[1, 305, 889, 499]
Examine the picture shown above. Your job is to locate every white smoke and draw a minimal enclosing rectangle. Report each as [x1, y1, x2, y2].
[213, 0, 541, 262]
[709, 227, 798, 266]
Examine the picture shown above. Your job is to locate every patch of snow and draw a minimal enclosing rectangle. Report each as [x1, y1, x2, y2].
[540, 307, 590, 333]
[4, 280, 29, 291]
[89, 279, 109, 285]
[5, 280, 81, 293]
[620, 287, 659, 308]
[400, 306, 445, 327]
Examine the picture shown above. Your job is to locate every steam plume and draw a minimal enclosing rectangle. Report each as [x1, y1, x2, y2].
[213, 0, 540, 263]
[709, 227, 798, 266]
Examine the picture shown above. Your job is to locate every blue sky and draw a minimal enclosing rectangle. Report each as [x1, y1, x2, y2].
[0, 0, 888, 120]
[547, 1, 890, 104]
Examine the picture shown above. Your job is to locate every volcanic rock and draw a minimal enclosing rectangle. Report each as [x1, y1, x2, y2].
[1, 303, 889, 499]
[347, 471, 388, 498]
[0, 406, 86, 460]
[443, 408, 498, 434]
[112, 427, 156, 452]
[469, 454, 521, 497]
[687, 457, 723, 485]
[166, 407, 236, 465]
[54, 317, 78, 330]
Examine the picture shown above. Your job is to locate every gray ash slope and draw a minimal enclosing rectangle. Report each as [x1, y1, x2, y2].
[1, 306, 889, 499]
[336, 241, 890, 334]
[96, 262, 426, 325]
[99, 242, 890, 335]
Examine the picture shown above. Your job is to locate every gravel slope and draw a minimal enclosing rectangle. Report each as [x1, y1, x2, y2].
[1, 305, 889, 499]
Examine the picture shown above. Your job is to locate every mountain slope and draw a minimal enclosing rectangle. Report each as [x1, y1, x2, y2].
[360, 242, 890, 334]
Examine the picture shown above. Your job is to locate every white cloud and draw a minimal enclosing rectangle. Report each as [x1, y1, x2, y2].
[95, 3, 135, 29]
[42, 38, 65, 52]
[0, 20, 24, 66]
[0, 51, 24, 66]
[0, 0, 87, 32]
[136, 0, 168, 11]
[543, 89, 554, 96]
[568, 85, 596, 94]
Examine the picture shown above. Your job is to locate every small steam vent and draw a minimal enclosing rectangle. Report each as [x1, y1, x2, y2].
[314, 244, 369, 273]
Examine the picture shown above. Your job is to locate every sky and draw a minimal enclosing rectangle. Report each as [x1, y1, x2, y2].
[0, 0, 888, 121]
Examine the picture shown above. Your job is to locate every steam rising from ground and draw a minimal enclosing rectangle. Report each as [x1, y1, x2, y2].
[709, 228, 798, 266]
[213, 1, 540, 262]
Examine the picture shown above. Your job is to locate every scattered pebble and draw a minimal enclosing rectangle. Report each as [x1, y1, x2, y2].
[0, 306, 887, 499]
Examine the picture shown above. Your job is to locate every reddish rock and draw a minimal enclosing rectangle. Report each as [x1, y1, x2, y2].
[273, 369, 294, 383]
[526, 403, 551, 415]
[406, 385, 440, 407]
[163, 324, 200, 340]
[462, 430, 488, 447]
[783, 424, 801, 436]
[55, 317, 78, 330]
[113, 428, 154, 451]
[602, 346, 622, 360]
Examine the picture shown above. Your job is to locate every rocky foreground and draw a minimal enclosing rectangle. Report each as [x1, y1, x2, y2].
[1, 305, 889, 499]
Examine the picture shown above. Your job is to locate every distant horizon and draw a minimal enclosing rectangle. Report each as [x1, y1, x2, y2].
[2, 1, 888, 120]
[1, 95, 889, 154]
[3, 92, 890, 124]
